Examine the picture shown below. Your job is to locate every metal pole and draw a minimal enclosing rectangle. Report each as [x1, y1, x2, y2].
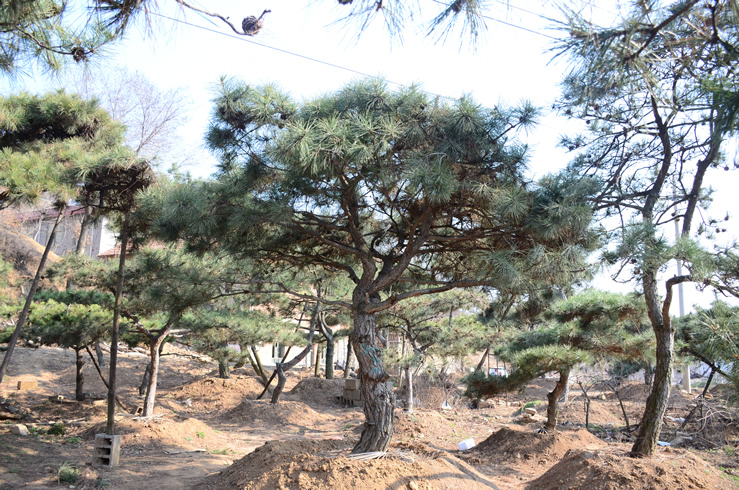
[674, 201, 691, 394]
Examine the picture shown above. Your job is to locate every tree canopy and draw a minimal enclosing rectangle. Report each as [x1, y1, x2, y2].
[144, 77, 595, 452]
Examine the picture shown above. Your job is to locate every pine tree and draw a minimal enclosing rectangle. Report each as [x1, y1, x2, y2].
[553, 0, 739, 456]
[465, 290, 652, 431]
[0, 1, 114, 75]
[25, 291, 112, 400]
[0, 91, 127, 386]
[149, 78, 594, 452]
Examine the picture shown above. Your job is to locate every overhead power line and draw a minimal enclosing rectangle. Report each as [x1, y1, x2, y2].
[149, 8, 577, 136]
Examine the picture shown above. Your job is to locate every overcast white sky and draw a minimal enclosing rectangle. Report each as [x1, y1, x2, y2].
[3, 0, 738, 312]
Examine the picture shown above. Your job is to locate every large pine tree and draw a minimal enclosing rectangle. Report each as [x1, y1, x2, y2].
[149, 78, 594, 452]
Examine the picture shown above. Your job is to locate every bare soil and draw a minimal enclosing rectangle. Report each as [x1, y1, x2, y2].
[1, 346, 738, 489]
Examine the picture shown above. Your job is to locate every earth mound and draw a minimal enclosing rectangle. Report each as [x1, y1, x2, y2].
[287, 377, 345, 405]
[226, 399, 338, 427]
[197, 439, 498, 489]
[463, 426, 606, 465]
[85, 414, 226, 450]
[528, 448, 734, 489]
[168, 376, 266, 411]
[394, 410, 450, 439]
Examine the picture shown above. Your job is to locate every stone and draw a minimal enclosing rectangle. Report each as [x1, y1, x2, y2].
[408, 481, 419, 490]
[524, 407, 537, 415]
[10, 424, 29, 436]
[478, 399, 494, 409]
[17, 380, 38, 390]
[343, 389, 362, 401]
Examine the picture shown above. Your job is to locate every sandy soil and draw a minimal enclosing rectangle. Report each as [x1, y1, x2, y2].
[0, 346, 738, 489]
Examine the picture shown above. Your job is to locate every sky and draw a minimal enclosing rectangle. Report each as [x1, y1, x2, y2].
[3, 0, 738, 312]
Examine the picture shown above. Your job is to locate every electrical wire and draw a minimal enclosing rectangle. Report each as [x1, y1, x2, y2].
[149, 9, 571, 133]
[150, 4, 562, 97]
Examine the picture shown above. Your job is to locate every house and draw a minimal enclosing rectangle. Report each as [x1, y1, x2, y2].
[8, 204, 116, 259]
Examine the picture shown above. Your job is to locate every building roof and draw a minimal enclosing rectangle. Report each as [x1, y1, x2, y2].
[97, 241, 167, 259]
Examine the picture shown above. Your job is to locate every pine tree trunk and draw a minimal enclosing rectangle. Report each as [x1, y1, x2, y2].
[314, 345, 322, 376]
[138, 363, 150, 396]
[632, 325, 673, 455]
[546, 370, 569, 431]
[632, 272, 675, 456]
[270, 304, 317, 404]
[322, 319, 335, 380]
[143, 331, 169, 417]
[106, 221, 129, 435]
[218, 358, 231, 379]
[344, 341, 353, 379]
[351, 310, 395, 454]
[405, 365, 414, 413]
[0, 207, 65, 385]
[475, 345, 490, 373]
[66, 205, 94, 290]
[95, 342, 105, 367]
[250, 346, 268, 384]
[75, 347, 85, 401]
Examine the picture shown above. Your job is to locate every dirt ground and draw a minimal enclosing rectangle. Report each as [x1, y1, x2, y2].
[1, 346, 738, 489]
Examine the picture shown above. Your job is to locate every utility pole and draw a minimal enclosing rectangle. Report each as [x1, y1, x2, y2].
[675, 201, 691, 394]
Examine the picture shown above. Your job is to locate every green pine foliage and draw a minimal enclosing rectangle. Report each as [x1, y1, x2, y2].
[677, 300, 739, 395]
[0, 0, 115, 75]
[0, 91, 127, 208]
[25, 298, 111, 349]
[463, 290, 652, 426]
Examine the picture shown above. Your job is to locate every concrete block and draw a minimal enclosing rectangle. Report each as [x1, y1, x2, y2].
[93, 434, 121, 467]
[345, 379, 360, 390]
[130, 405, 143, 415]
[48, 395, 65, 403]
[343, 389, 362, 401]
[10, 424, 29, 436]
[17, 380, 38, 391]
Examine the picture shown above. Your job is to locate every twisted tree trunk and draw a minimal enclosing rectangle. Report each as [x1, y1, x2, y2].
[545, 369, 570, 431]
[351, 309, 395, 453]
[142, 327, 171, 417]
[270, 304, 317, 404]
[631, 271, 677, 456]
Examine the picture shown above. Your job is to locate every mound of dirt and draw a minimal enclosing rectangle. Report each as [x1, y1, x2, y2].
[198, 439, 498, 490]
[286, 377, 345, 405]
[226, 399, 337, 427]
[617, 383, 692, 407]
[463, 426, 606, 465]
[167, 376, 265, 411]
[394, 410, 450, 439]
[84, 414, 226, 450]
[529, 448, 734, 490]
[559, 399, 627, 426]
[0, 225, 60, 278]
